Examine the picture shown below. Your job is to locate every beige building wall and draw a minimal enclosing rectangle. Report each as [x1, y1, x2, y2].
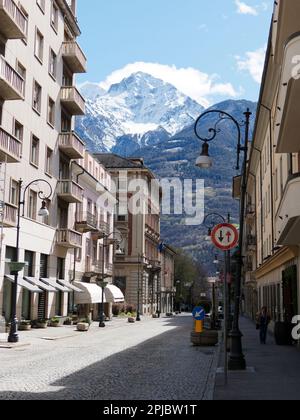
[244, 0, 300, 328]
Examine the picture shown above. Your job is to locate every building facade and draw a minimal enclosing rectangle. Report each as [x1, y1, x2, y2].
[95, 154, 163, 317]
[0, 0, 121, 325]
[243, 0, 300, 332]
[159, 244, 176, 315]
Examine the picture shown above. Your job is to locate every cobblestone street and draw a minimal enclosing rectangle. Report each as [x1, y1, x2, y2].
[0, 315, 218, 400]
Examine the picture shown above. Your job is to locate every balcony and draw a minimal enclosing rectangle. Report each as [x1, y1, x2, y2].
[0, 0, 27, 39]
[56, 229, 82, 249]
[0, 55, 24, 100]
[57, 180, 83, 204]
[84, 259, 102, 277]
[76, 211, 98, 233]
[276, 175, 300, 245]
[0, 126, 21, 163]
[58, 132, 85, 159]
[62, 41, 87, 74]
[60, 86, 85, 116]
[1, 202, 17, 227]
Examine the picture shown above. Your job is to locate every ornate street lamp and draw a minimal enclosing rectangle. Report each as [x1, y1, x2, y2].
[8, 179, 53, 343]
[97, 231, 123, 328]
[195, 109, 252, 371]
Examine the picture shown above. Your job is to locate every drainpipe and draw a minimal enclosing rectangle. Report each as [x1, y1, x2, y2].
[260, 104, 275, 254]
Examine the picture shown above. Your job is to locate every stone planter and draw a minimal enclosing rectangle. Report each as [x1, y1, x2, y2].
[50, 322, 60, 328]
[19, 324, 31, 331]
[77, 322, 90, 332]
[128, 317, 135, 324]
[191, 330, 219, 347]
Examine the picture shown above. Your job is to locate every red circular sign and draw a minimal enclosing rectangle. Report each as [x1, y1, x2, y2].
[211, 223, 239, 251]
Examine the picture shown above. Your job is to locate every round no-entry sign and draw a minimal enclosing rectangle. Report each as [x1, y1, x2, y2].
[211, 223, 239, 251]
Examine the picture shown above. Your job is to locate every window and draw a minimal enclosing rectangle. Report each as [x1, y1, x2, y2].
[16, 61, 26, 95]
[24, 251, 34, 277]
[10, 179, 19, 206]
[51, 2, 59, 32]
[33, 81, 42, 114]
[14, 120, 23, 142]
[30, 135, 39, 167]
[45, 147, 53, 176]
[47, 97, 55, 127]
[49, 49, 57, 79]
[35, 29, 44, 62]
[57, 258, 65, 280]
[36, 0, 45, 13]
[61, 111, 71, 132]
[28, 190, 37, 220]
[20, 6, 28, 43]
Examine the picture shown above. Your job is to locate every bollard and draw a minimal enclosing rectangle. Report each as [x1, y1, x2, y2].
[195, 320, 203, 333]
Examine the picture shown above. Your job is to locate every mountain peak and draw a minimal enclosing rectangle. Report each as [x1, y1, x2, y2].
[77, 71, 204, 153]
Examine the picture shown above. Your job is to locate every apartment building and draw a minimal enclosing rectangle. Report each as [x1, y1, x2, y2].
[243, 0, 300, 331]
[95, 154, 163, 316]
[0, 0, 122, 325]
[159, 244, 176, 315]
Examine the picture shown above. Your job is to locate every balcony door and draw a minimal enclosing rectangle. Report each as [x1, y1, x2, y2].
[38, 255, 48, 320]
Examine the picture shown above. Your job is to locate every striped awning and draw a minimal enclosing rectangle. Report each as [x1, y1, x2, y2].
[74, 282, 104, 304]
[105, 284, 125, 303]
[40, 278, 70, 293]
[24, 277, 57, 292]
[5, 275, 42, 293]
[58, 280, 83, 293]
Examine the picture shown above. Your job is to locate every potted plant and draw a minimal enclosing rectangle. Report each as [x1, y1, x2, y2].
[19, 320, 32, 331]
[64, 317, 72, 326]
[77, 317, 91, 332]
[50, 317, 60, 328]
[36, 319, 48, 329]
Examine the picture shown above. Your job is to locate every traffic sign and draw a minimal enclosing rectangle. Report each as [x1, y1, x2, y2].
[211, 223, 239, 251]
[192, 306, 206, 321]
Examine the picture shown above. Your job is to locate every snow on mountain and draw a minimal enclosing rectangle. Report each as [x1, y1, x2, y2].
[76, 72, 204, 153]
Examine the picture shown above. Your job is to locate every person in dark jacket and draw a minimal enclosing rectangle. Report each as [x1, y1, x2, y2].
[256, 307, 271, 344]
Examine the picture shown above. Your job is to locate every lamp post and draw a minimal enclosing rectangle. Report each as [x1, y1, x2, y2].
[8, 179, 53, 343]
[98, 231, 123, 328]
[136, 253, 142, 322]
[195, 109, 251, 371]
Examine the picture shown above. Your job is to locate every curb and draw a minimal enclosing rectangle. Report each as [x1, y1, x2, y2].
[202, 333, 222, 400]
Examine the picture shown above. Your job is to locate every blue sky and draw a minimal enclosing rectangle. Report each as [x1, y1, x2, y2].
[77, 0, 273, 106]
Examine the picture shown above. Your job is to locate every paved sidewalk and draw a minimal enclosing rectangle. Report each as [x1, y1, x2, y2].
[214, 317, 300, 400]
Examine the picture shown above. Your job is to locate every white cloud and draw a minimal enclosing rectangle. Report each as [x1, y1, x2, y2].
[99, 62, 241, 108]
[236, 46, 266, 84]
[235, 0, 258, 16]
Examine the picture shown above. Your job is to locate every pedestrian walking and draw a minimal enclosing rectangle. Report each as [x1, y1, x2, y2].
[256, 307, 271, 344]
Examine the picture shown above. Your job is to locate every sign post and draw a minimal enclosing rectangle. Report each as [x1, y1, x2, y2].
[192, 306, 206, 334]
[211, 223, 239, 386]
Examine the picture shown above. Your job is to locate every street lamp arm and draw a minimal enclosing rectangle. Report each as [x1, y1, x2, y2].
[203, 212, 226, 227]
[19, 178, 53, 216]
[194, 110, 244, 170]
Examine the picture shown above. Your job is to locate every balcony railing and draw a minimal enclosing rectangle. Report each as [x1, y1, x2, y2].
[0, 0, 27, 39]
[106, 263, 113, 276]
[1, 202, 17, 227]
[56, 229, 82, 248]
[99, 220, 109, 236]
[57, 180, 83, 204]
[60, 86, 85, 115]
[62, 41, 87, 74]
[0, 126, 21, 163]
[0, 55, 24, 100]
[58, 132, 85, 159]
[76, 211, 98, 233]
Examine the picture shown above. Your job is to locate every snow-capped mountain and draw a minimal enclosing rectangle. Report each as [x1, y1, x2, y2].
[76, 72, 204, 153]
